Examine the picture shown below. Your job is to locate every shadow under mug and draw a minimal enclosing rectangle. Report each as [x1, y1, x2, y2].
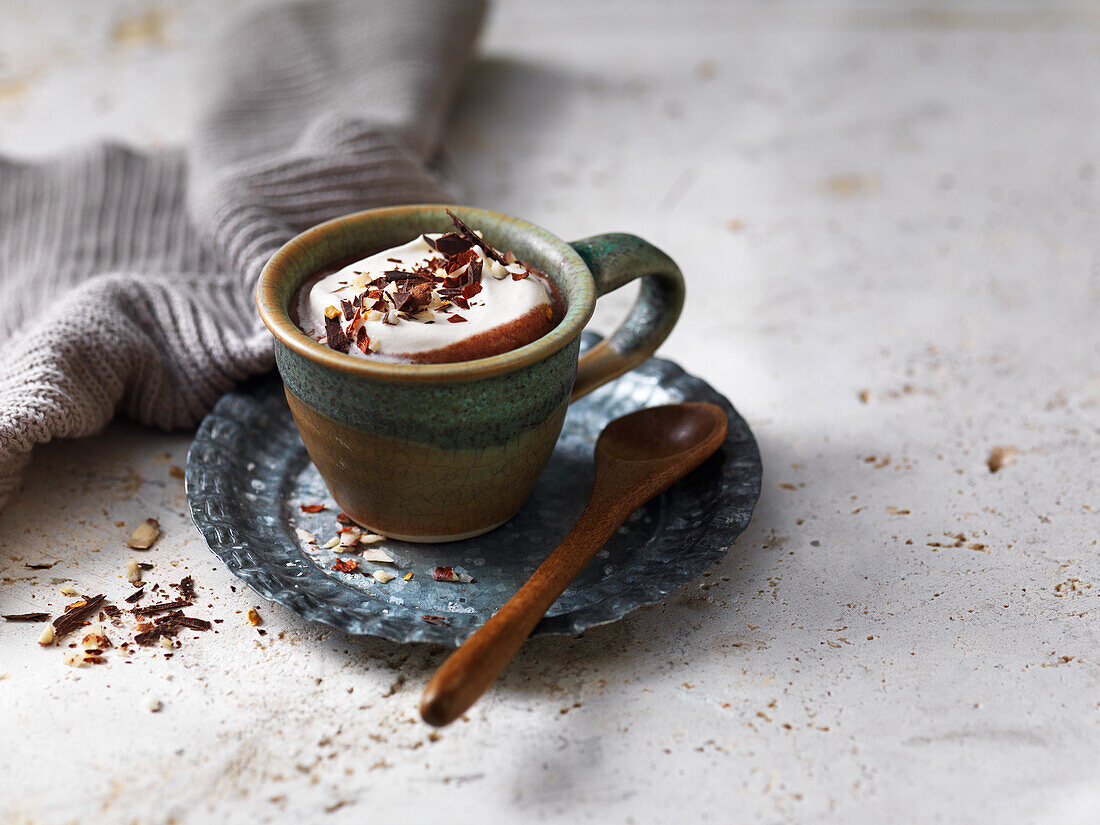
[257, 204, 684, 542]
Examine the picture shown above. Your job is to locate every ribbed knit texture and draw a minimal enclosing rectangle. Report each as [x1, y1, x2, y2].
[0, 0, 485, 507]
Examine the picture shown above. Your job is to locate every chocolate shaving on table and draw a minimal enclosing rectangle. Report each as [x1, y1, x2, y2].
[433, 232, 474, 256]
[52, 594, 106, 637]
[446, 209, 506, 264]
[125, 587, 145, 604]
[177, 615, 212, 631]
[324, 313, 350, 353]
[421, 615, 449, 626]
[132, 599, 192, 617]
[103, 604, 121, 618]
[177, 576, 195, 600]
[25, 562, 56, 570]
[3, 612, 50, 622]
[447, 314, 467, 323]
[135, 626, 176, 646]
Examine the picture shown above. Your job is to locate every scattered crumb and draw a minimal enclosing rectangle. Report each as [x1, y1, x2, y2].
[987, 446, 1018, 473]
[146, 697, 163, 712]
[858, 389, 870, 403]
[886, 507, 910, 515]
[127, 518, 161, 550]
[169, 465, 185, 480]
[247, 607, 263, 626]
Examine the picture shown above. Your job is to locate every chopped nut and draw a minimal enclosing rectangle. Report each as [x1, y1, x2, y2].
[126, 560, 143, 584]
[146, 697, 163, 713]
[59, 584, 78, 596]
[81, 629, 111, 650]
[160, 636, 175, 649]
[38, 624, 55, 646]
[246, 608, 262, 627]
[432, 566, 474, 583]
[63, 650, 88, 668]
[339, 526, 362, 547]
[360, 546, 394, 564]
[127, 518, 161, 550]
[322, 535, 341, 549]
[372, 570, 396, 584]
[359, 533, 386, 545]
[295, 527, 317, 544]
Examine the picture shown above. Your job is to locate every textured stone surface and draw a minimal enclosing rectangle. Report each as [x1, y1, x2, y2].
[2, 1, 1099, 823]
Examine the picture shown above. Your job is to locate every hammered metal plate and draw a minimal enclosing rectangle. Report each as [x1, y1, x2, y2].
[186, 333, 762, 645]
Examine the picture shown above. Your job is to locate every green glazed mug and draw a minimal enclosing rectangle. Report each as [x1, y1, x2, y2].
[257, 204, 684, 542]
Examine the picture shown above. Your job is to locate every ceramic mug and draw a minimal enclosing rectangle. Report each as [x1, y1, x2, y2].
[257, 204, 684, 542]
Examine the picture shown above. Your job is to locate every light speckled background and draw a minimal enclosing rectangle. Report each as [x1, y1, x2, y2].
[1, 2, 1098, 823]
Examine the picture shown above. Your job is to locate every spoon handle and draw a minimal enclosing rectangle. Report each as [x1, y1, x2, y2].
[419, 486, 633, 727]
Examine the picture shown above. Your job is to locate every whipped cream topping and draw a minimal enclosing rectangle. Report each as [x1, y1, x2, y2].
[296, 226, 553, 361]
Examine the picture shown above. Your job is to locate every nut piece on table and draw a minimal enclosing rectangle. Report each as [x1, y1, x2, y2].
[126, 518, 161, 550]
[246, 607, 262, 626]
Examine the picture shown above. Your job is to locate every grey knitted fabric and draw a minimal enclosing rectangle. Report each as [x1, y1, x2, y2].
[0, 0, 485, 507]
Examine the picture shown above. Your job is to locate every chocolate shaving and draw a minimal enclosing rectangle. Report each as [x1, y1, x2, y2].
[132, 599, 192, 617]
[421, 615, 449, 626]
[461, 282, 483, 299]
[324, 313, 350, 353]
[408, 281, 434, 309]
[433, 232, 474, 256]
[453, 296, 469, 310]
[3, 612, 50, 622]
[370, 299, 388, 312]
[446, 209, 506, 263]
[177, 576, 195, 600]
[355, 327, 370, 353]
[135, 627, 176, 646]
[25, 561, 56, 570]
[103, 604, 122, 618]
[467, 257, 483, 285]
[444, 249, 478, 277]
[177, 615, 211, 631]
[125, 587, 145, 604]
[340, 299, 355, 321]
[447, 314, 468, 323]
[52, 594, 106, 638]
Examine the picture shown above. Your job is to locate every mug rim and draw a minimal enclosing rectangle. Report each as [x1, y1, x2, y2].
[257, 204, 596, 383]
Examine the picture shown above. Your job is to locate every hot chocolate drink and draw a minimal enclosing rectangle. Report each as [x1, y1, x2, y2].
[293, 211, 564, 363]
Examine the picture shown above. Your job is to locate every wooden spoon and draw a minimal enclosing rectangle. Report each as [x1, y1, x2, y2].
[419, 402, 729, 727]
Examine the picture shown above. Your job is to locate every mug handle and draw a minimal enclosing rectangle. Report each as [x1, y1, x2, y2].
[567, 233, 685, 401]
